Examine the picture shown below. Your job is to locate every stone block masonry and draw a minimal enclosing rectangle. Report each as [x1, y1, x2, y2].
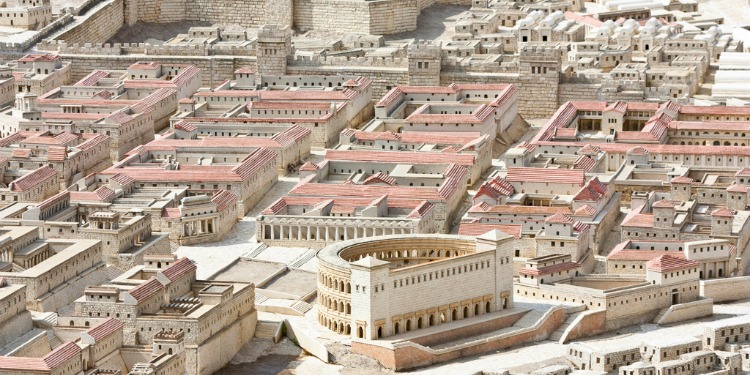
[54, 0, 124, 44]
[131, 0, 292, 28]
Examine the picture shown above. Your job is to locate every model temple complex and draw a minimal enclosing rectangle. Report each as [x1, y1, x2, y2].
[0, 0, 750, 373]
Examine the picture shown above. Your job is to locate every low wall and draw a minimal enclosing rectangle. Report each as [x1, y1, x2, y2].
[285, 319, 328, 363]
[701, 277, 750, 303]
[656, 298, 713, 325]
[352, 306, 565, 371]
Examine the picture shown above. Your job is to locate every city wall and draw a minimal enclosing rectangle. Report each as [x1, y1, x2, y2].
[55, 0, 124, 44]
[129, 0, 292, 27]
[701, 276, 750, 303]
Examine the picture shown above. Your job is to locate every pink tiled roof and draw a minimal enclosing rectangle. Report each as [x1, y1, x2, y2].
[546, 213, 574, 224]
[405, 200, 434, 219]
[363, 172, 397, 186]
[160, 257, 196, 282]
[646, 254, 699, 272]
[11, 166, 56, 192]
[458, 222, 522, 238]
[712, 208, 735, 217]
[86, 318, 124, 341]
[325, 149, 474, 166]
[212, 190, 237, 211]
[42, 341, 81, 369]
[127, 277, 163, 303]
[652, 198, 674, 208]
[519, 261, 580, 276]
[506, 167, 585, 186]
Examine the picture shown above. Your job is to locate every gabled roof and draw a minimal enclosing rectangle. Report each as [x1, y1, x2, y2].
[363, 172, 397, 186]
[86, 318, 124, 341]
[711, 208, 735, 217]
[160, 257, 196, 282]
[646, 254, 699, 273]
[546, 213, 574, 224]
[652, 198, 674, 208]
[670, 176, 694, 184]
[127, 277, 164, 303]
[727, 184, 748, 193]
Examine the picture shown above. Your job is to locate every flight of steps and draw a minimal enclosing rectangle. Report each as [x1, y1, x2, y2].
[245, 244, 268, 259]
[290, 300, 313, 315]
[652, 307, 669, 324]
[33, 312, 58, 328]
[48, 331, 63, 349]
[549, 305, 588, 343]
[289, 250, 316, 268]
[255, 320, 282, 342]
[255, 294, 269, 305]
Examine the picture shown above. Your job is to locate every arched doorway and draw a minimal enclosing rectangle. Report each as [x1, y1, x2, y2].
[709, 269, 714, 278]
[357, 326, 363, 338]
[474, 304, 480, 316]
[463, 306, 469, 319]
[394, 322, 400, 334]
[417, 317, 423, 329]
[377, 327, 382, 338]
[719, 269, 724, 277]
[671, 288, 679, 305]
[429, 314, 434, 327]
[451, 309, 457, 321]
[486, 301, 492, 313]
[406, 319, 412, 332]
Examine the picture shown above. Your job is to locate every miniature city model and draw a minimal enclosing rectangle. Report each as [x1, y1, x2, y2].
[0, 0, 749, 373]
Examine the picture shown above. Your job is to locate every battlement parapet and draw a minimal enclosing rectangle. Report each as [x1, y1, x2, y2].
[289, 54, 408, 68]
[37, 39, 257, 56]
[0, 13, 72, 53]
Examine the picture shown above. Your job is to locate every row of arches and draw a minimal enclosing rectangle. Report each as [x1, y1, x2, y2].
[319, 273, 351, 294]
[343, 248, 468, 263]
[320, 294, 351, 315]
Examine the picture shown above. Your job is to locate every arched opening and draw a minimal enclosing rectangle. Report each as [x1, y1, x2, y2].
[440, 313, 446, 323]
[714, 141, 721, 146]
[671, 288, 679, 305]
[345, 325, 351, 335]
[463, 306, 469, 319]
[709, 269, 714, 278]
[69, 320, 74, 326]
[429, 314, 434, 327]
[394, 322, 400, 334]
[486, 301, 491, 313]
[719, 269, 724, 277]
[84, 321, 90, 327]
[168, 348, 173, 355]
[377, 326, 382, 338]
[700, 271, 704, 279]
[406, 319, 412, 332]
[451, 309, 458, 321]
[474, 304, 480, 316]
[417, 317, 423, 329]
[357, 326, 363, 338]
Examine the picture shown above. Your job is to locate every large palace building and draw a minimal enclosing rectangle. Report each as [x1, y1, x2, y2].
[316, 231, 515, 340]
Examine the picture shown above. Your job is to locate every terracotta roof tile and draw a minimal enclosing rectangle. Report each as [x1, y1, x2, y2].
[646, 254, 699, 272]
[86, 318, 124, 341]
[42, 341, 81, 369]
[127, 277, 164, 303]
[160, 257, 196, 282]
[10, 166, 56, 192]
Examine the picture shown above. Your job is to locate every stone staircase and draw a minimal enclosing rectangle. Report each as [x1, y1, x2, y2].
[291, 300, 313, 315]
[245, 244, 268, 259]
[33, 312, 58, 328]
[289, 250, 317, 268]
[549, 305, 587, 343]
[104, 265, 124, 280]
[48, 331, 63, 349]
[255, 293, 269, 305]
[255, 320, 282, 342]
[652, 307, 669, 324]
